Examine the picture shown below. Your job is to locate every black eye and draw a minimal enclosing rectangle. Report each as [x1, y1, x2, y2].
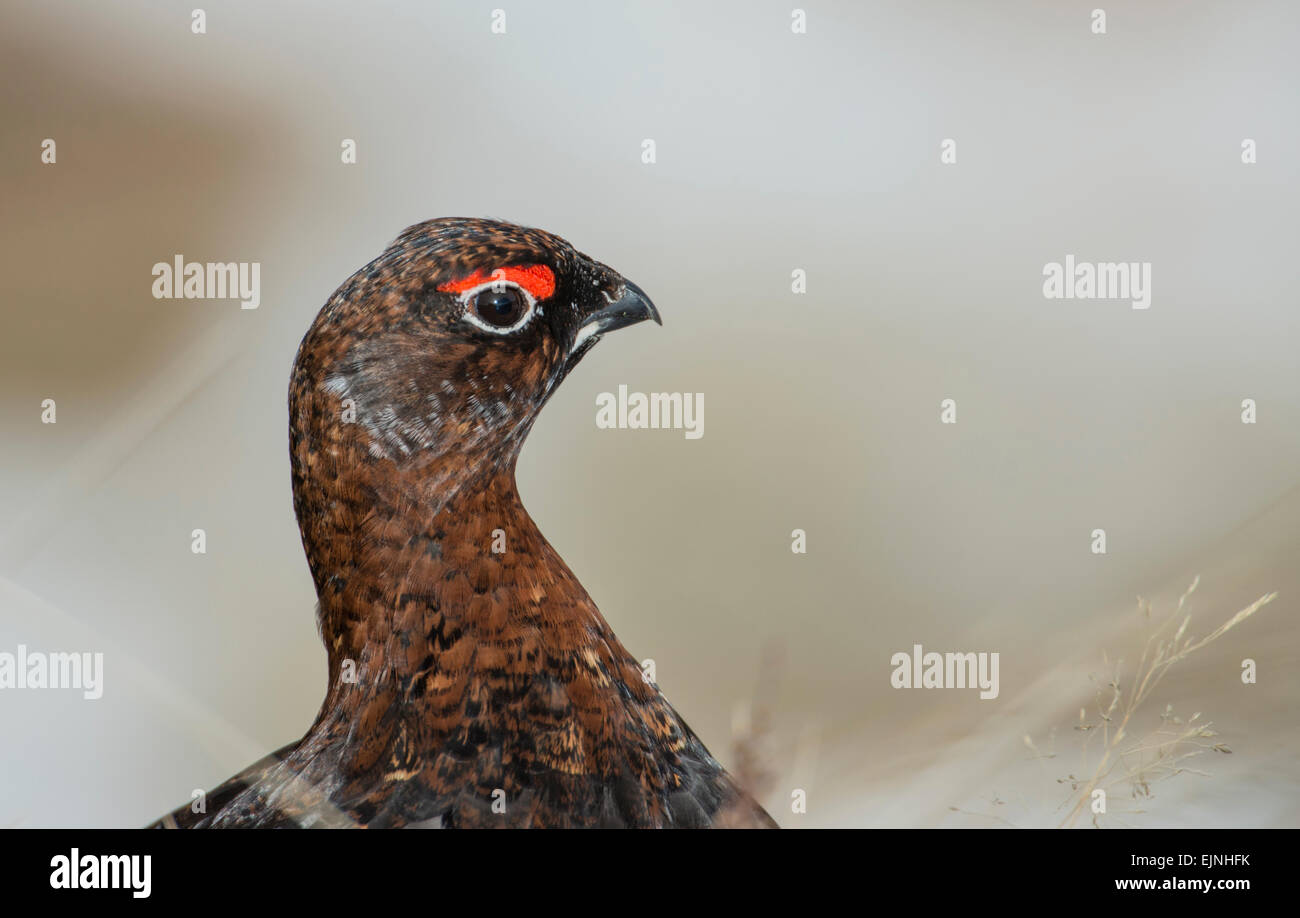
[472, 285, 527, 328]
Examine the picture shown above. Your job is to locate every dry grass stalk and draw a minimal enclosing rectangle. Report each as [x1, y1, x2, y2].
[1057, 577, 1277, 828]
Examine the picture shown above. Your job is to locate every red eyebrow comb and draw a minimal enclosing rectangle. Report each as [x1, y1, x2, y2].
[437, 264, 556, 300]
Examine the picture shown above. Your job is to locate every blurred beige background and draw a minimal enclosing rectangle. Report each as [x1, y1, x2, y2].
[2, 0, 1297, 827]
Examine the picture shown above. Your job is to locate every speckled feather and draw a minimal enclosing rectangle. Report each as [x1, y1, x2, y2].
[150, 218, 777, 829]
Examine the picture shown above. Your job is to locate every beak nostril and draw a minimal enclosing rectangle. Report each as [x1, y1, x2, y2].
[586, 280, 659, 331]
[568, 280, 660, 357]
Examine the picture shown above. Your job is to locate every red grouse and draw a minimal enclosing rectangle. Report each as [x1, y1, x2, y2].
[150, 218, 776, 829]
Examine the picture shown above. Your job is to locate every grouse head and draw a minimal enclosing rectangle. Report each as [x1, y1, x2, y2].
[287, 217, 661, 679]
[292, 217, 659, 472]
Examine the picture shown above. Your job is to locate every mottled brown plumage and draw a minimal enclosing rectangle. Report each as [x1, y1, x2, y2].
[150, 218, 776, 829]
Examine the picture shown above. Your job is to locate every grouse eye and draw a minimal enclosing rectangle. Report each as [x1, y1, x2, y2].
[476, 287, 523, 323]
[465, 282, 533, 332]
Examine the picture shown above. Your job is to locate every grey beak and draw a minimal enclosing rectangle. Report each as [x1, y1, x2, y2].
[578, 280, 662, 338]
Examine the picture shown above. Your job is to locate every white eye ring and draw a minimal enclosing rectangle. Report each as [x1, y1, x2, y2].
[457, 278, 539, 335]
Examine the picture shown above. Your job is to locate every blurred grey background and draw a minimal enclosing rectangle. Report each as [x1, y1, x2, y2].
[2, 0, 1297, 827]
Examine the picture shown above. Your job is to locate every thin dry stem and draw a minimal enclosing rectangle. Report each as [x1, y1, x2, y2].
[1057, 581, 1275, 828]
